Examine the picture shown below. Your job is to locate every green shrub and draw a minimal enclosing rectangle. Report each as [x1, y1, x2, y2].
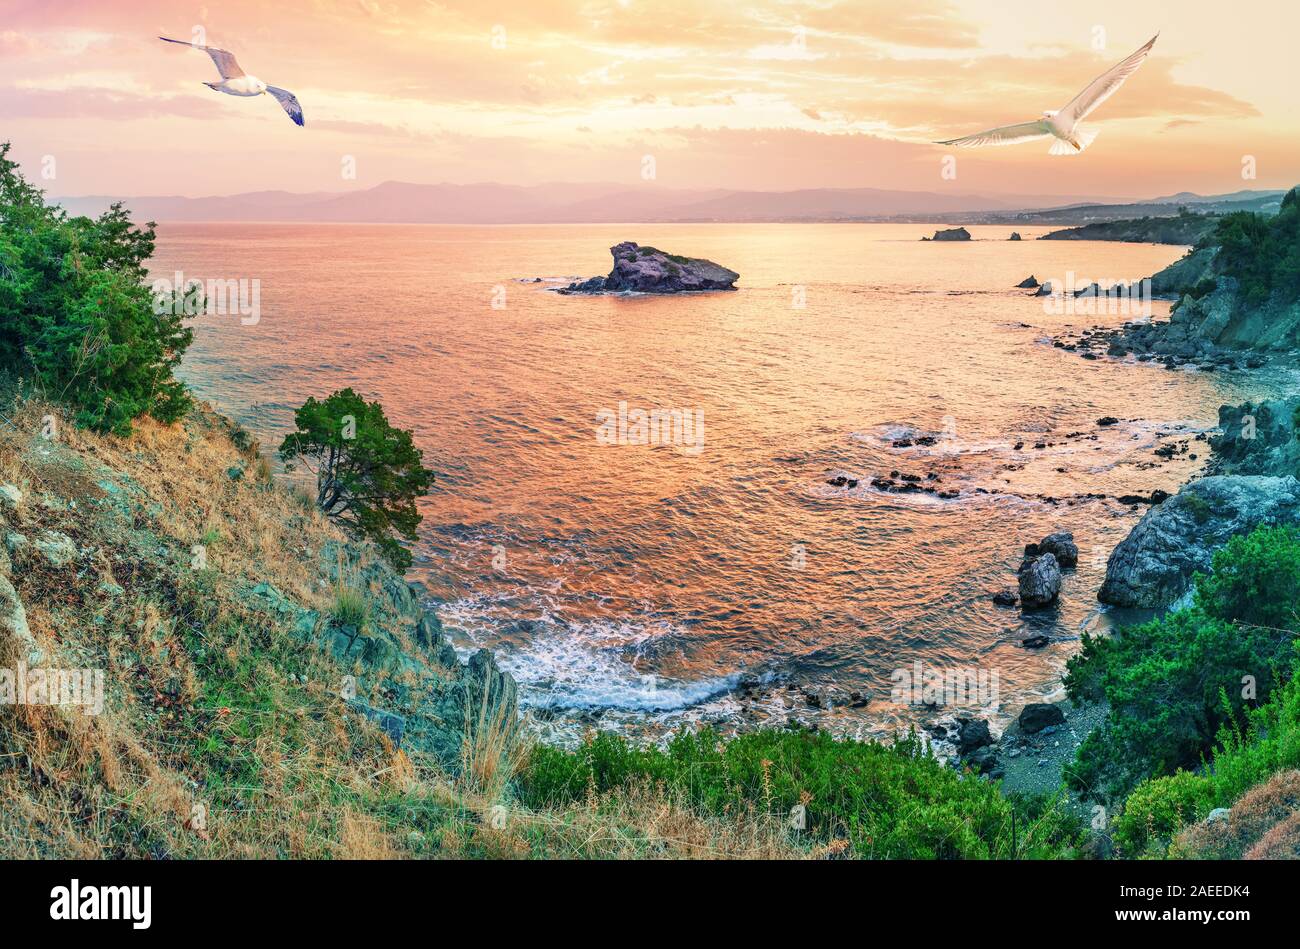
[1197, 526, 1300, 630]
[521, 727, 1083, 859]
[330, 585, 370, 631]
[1113, 770, 1211, 857]
[1067, 525, 1300, 800]
[1207, 186, 1300, 305]
[0, 142, 193, 434]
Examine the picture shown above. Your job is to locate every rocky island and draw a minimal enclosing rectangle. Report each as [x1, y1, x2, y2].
[923, 226, 971, 242]
[557, 241, 739, 294]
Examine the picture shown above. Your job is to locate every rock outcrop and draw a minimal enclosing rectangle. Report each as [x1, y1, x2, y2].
[559, 242, 739, 294]
[925, 227, 971, 242]
[1208, 398, 1300, 478]
[1099, 475, 1300, 607]
[1018, 553, 1062, 609]
[1026, 531, 1078, 568]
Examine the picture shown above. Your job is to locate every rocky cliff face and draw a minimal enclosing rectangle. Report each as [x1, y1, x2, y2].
[1208, 397, 1300, 478]
[1097, 394, 1300, 609]
[560, 242, 739, 294]
[1099, 475, 1300, 608]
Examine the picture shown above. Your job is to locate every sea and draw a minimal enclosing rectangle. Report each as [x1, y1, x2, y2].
[148, 222, 1298, 746]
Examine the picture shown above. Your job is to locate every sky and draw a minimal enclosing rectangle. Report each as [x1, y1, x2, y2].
[1, 0, 1297, 200]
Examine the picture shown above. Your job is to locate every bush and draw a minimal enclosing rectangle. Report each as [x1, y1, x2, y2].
[279, 388, 434, 570]
[521, 727, 1083, 859]
[330, 584, 370, 631]
[0, 142, 193, 434]
[1066, 525, 1300, 800]
[1113, 770, 1211, 857]
[1207, 186, 1300, 305]
[1197, 526, 1300, 630]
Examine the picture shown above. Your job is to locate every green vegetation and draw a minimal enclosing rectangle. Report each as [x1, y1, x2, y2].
[1112, 769, 1211, 856]
[521, 727, 1083, 859]
[279, 388, 434, 570]
[0, 142, 193, 435]
[330, 583, 371, 631]
[1067, 526, 1300, 801]
[1205, 186, 1300, 305]
[1040, 208, 1219, 245]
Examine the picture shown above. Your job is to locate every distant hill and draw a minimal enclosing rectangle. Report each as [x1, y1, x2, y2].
[51, 182, 1289, 227]
[52, 181, 1121, 225]
[1039, 211, 1221, 245]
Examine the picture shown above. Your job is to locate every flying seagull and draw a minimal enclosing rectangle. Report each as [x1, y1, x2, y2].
[936, 33, 1158, 155]
[159, 36, 304, 126]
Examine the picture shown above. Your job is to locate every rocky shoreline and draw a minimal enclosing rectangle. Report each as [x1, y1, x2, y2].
[940, 236, 1300, 785]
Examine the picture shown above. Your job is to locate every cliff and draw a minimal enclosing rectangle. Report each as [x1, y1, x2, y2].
[0, 397, 520, 857]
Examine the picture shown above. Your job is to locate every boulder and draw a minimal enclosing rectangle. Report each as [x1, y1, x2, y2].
[1026, 531, 1078, 568]
[407, 648, 520, 770]
[1017, 702, 1065, 733]
[1099, 476, 1300, 607]
[955, 716, 992, 753]
[964, 745, 1002, 776]
[33, 530, 77, 567]
[1016, 275, 1039, 289]
[0, 484, 20, 511]
[348, 699, 406, 746]
[1018, 553, 1062, 609]
[991, 589, 1018, 607]
[0, 574, 42, 664]
[560, 242, 739, 294]
[1009, 232, 1022, 241]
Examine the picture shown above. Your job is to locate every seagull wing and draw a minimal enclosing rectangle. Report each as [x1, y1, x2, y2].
[1057, 33, 1158, 127]
[158, 36, 245, 79]
[266, 86, 305, 127]
[935, 120, 1052, 148]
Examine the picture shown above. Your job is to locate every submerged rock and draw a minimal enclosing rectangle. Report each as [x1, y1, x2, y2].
[1099, 475, 1300, 607]
[558, 242, 739, 294]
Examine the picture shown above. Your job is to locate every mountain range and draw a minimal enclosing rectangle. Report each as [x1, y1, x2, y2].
[51, 182, 1288, 225]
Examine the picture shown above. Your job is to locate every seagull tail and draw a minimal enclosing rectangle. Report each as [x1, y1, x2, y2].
[1049, 124, 1101, 156]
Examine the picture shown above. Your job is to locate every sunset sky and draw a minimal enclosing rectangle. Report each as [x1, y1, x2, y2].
[2, 0, 1297, 199]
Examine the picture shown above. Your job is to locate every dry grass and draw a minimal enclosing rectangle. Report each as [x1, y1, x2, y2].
[1171, 770, 1300, 860]
[1, 393, 812, 860]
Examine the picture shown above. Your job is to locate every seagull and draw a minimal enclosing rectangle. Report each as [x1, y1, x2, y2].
[159, 36, 304, 126]
[936, 33, 1158, 155]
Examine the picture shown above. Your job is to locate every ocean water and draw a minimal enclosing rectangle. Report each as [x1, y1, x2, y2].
[150, 222, 1295, 744]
